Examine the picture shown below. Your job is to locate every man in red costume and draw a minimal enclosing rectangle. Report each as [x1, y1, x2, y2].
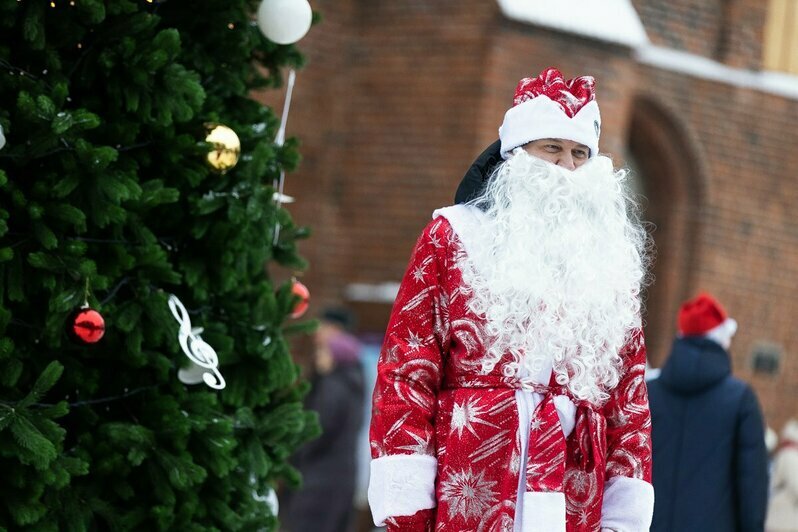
[368, 67, 654, 532]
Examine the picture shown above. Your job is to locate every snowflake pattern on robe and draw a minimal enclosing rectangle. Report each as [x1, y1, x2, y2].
[440, 468, 499, 521]
[370, 216, 652, 531]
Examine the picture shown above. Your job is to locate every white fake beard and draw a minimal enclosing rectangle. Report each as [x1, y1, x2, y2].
[457, 150, 650, 404]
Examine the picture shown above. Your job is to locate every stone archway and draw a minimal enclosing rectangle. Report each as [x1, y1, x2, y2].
[627, 97, 705, 366]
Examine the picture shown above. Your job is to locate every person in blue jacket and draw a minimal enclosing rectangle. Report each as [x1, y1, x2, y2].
[648, 292, 769, 531]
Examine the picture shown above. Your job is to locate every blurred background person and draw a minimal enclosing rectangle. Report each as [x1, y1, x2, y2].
[766, 419, 798, 532]
[281, 308, 365, 532]
[648, 292, 768, 532]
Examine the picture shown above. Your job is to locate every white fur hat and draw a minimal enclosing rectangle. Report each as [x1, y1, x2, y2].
[499, 67, 601, 159]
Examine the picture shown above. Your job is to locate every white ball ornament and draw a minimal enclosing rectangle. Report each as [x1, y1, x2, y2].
[257, 0, 312, 45]
[0, 124, 6, 150]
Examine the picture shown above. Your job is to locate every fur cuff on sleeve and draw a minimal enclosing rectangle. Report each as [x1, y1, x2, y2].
[368, 454, 438, 526]
[600, 476, 654, 532]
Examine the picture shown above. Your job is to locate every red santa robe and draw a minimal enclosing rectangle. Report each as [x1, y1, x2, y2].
[368, 208, 654, 532]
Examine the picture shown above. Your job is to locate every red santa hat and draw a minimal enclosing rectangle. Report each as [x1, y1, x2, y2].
[677, 292, 738, 348]
[498, 67, 601, 159]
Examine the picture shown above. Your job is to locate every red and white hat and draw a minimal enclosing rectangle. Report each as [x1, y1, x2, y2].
[677, 292, 738, 349]
[498, 67, 601, 159]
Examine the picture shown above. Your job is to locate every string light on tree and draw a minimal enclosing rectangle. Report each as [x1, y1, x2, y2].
[204, 123, 240, 173]
[256, 0, 312, 45]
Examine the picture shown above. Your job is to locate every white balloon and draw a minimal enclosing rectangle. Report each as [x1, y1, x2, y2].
[0, 124, 5, 150]
[257, 0, 312, 45]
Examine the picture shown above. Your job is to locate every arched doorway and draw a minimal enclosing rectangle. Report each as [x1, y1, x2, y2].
[626, 97, 705, 366]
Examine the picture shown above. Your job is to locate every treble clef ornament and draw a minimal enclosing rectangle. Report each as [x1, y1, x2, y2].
[168, 294, 226, 390]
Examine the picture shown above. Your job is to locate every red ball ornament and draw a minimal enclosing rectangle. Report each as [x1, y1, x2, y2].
[290, 279, 310, 319]
[69, 307, 106, 344]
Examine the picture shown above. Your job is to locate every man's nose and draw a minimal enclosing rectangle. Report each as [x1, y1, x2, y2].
[557, 153, 576, 171]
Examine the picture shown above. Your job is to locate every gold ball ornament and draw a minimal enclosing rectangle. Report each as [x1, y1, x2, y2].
[204, 123, 241, 173]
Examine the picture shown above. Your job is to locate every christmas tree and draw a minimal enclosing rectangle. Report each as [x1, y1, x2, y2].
[0, 0, 319, 529]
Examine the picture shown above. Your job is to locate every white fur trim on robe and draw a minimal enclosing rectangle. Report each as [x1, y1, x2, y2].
[600, 476, 654, 532]
[432, 205, 486, 263]
[521, 491, 566, 532]
[368, 454, 437, 526]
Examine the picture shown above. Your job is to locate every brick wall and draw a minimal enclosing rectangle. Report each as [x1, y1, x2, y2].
[632, 0, 766, 69]
[260, 0, 798, 429]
